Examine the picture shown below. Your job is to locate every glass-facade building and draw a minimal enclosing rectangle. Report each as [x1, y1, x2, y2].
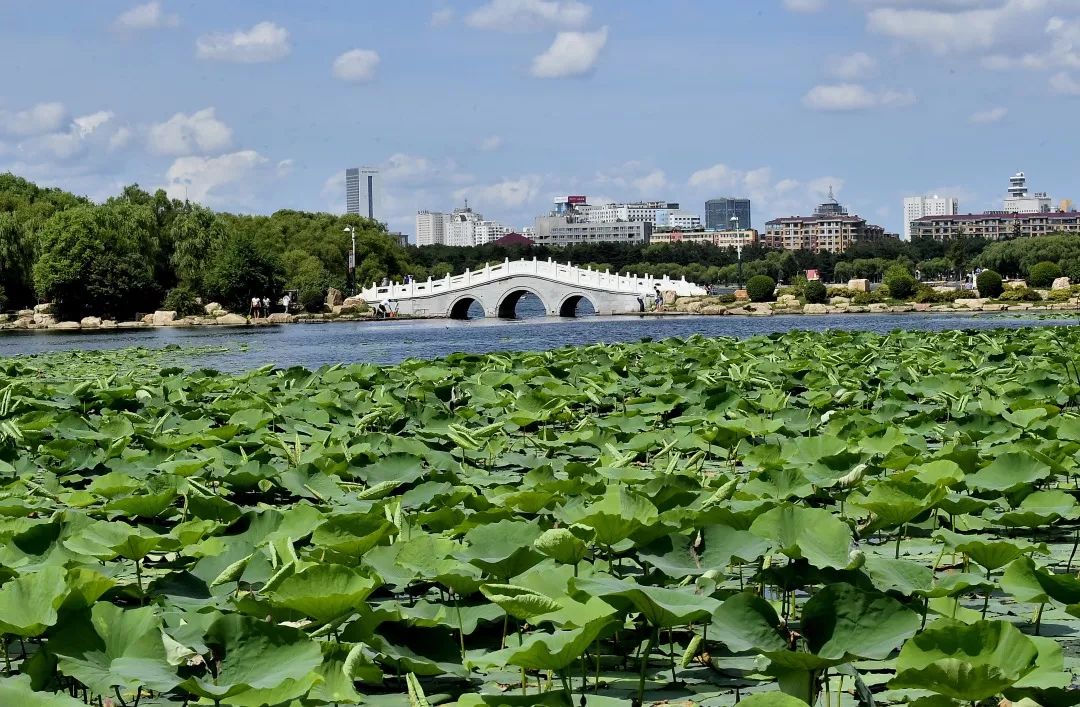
[705, 198, 751, 230]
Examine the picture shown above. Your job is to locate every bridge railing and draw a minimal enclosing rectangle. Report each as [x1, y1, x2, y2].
[359, 257, 705, 301]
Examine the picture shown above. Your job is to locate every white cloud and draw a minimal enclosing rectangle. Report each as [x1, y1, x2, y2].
[454, 175, 543, 209]
[276, 159, 294, 177]
[332, 49, 380, 82]
[1050, 71, 1080, 94]
[687, 162, 847, 219]
[147, 108, 232, 156]
[164, 150, 269, 204]
[0, 102, 66, 137]
[196, 22, 291, 63]
[112, 1, 179, 32]
[466, 0, 591, 32]
[826, 51, 877, 79]
[866, 0, 1048, 55]
[431, 8, 455, 26]
[109, 126, 133, 150]
[531, 27, 608, 78]
[632, 169, 667, 196]
[31, 111, 115, 160]
[802, 83, 915, 111]
[480, 135, 504, 151]
[969, 106, 1008, 123]
[784, 0, 825, 12]
[985, 15, 1080, 71]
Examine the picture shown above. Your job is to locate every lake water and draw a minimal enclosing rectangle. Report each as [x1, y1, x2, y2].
[0, 305, 1071, 370]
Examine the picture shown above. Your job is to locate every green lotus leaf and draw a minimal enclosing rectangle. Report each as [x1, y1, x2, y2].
[310, 512, 395, 558]
[911, 459, 965, 487]
[0, 675, 86, 706]
[52, 603, 180, 696]
[890, 619, 1039, 701]
[62, 520, 162, 561]
[965, 451, 1052, 493]
[268, 564, 379, 622]
[479, 583, 561, 620]
[934, 529, 1046, 571]
[799, 583, 920, 662]
[638, 525, 770, 577]
[1001, 556, 1080, 606]
[862, 556, 935, 596]
[474, 613, 612, 672]
[853, 479, 946, 531]
[556, 485, 658, 547]
[749, 505, 853, 570]
[533, 528, 588, 565]
[0, 566, 67, 637]
[736, 692, 816, 707]
[710, 591, 788, 654]
[999, 490, 1078, 527]
[570, 575, 720, 628]
[459, 519, 543, 580]
[180, 614, 323, 700]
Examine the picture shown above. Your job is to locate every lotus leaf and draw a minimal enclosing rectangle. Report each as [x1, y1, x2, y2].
[749, 505, 853, 570]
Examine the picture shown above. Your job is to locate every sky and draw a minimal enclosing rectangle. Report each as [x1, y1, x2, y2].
[1, 0, 1080, 239]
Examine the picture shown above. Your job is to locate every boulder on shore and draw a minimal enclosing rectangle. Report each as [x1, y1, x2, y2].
[326, 288, 344, 308]
[1052, 277, 1072, 290]
[340, 296, 368, 314]
[204, 302, 225, 315]
[152, 310, 176, 326]
[847, 279, 870, 293]
[33, 303, 53, 314]
[216, 313, 247, 326]
[34, 313, 56, 326]
[268, 312, 296, 324]
[1004, 280, 1027, 290]
[50, 321, 79, 330]
[79, 316, 101, 328]
[662, 290, 677, 306]
[803, 303, 828, 314]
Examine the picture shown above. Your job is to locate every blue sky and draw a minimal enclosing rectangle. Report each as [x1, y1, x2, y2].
[1, 0, 1079, 237]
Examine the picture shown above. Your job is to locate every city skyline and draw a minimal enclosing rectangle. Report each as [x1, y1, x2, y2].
[2, 2, 1079, 238]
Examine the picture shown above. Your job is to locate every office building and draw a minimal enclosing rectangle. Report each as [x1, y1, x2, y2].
[654, 209, 702, 230]
[531, 215, 651, 247]
[910, 211, 1080, 241]
[650, 229, 758, 248]
[345, 166, 380, 219]
[416, 210, 447, 246]
[579, 200, 681, 225]
[705, 198, 752, 231]
[763, 190, 890, 253]
[416, 203, 514, 247]
[1002, 171, 1052, 213]
[903, 195, 959, 240]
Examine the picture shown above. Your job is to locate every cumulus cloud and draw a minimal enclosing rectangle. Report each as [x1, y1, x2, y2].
[0, 102, 66, 137]
[332, 49, 380, 82]
[196, 22, 291, 63]
[164, 150, 270, 204]
[431, 8, 455, 26]
[480, 135, 504, 151]
[985, 15, 1080, 71]
[687, 162, 846, 219]
[866, 0, 1046, 55]
[969, 106, 1008, 123]
[454, 175, 543, 209]
[784, 0, 825, 12]
[531, 27, 608, 78]
[466, 0, 591, 32]
[802, 83, 915, 111]
[1050, 71, 1080, 94]
[147, 108, 232, 156]
[826, 52, 877, 79]
[632, 169, 668, 196]
[31, 111, 116, 161]
[112, 1, 179, 32]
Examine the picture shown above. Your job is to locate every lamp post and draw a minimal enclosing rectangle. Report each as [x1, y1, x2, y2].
[731, 216, 742, 286]
[343, 226, 357, 295]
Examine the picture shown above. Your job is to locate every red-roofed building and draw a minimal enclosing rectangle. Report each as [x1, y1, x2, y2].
[493, 232, 534, 247]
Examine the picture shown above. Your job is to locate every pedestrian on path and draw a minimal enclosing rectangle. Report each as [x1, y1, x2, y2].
[262, 297, 270, 317]
[250, 296, 260, 318]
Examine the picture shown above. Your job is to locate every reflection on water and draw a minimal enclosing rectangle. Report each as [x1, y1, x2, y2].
[0, 311, 1069, 371]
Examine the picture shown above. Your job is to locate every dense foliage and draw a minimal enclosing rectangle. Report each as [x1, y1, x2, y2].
[883, 264, 917, 300]
[746, 274, 776, 302]
[977, 269, 1004, 298]
[2, 327, 1080, 705]
[1029, 261, 1063, 288]
[803, 279, 827, 304]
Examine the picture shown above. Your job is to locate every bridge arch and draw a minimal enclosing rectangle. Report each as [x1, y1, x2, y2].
[448, 295, 483, 320]
[496, 286, 551, 319]
[557, 292, 599, 317]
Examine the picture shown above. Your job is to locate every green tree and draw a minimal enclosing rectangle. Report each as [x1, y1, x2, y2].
[204, 234, 285, 312]
[282, 249, 330, 312]
[1026, 260, 1063, 288]
[0, 212, 36, 308]
[169, 205, 228, 293]
[976, 269, 1003, 298]
[884, 264, 917, 300]
[33, 204, 160, 320]
[746, 274, 776, 302]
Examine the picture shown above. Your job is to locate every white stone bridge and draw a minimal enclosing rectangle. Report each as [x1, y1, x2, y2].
[358, 258, 707, 319]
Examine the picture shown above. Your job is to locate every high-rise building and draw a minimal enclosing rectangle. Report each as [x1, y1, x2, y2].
[416, 204, 514, 247]
[903, 195, 959, 240]
[705, 198, 751, 230]
[763, 191, 892, 253]
[416, 210, 447, 246]
[1002, 171, 1052, 214]
[345, 166, 380, 219]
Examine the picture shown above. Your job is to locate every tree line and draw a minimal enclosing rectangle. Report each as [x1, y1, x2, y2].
[4, 173, 1079, 320]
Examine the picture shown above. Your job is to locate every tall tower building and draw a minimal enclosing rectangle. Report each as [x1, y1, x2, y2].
[345, 166, 380, 219]
[705, 198, 752, 230]
[902, 194, 959, 240]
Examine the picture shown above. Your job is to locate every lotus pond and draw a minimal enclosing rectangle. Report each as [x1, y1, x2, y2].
[3, 327, 1080, 706]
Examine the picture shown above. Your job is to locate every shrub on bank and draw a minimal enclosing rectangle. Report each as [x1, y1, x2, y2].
[1028, 261, 1063, 288]
[883, 265, 917, 300]
[913, 286, 964, 304]
[1047, 288, 1074, 302]
[299, 286, 326, 313]
[746, 275, 776, 302]
[976, 270, 1003, 298]
[804, 280, 828, 304]
[996, 286, 1042, 302]
[717, 293, 737, 304]
[826, 287, 859, 299]
[852, 287, 890, 305]
[162, 286, 203, 318]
